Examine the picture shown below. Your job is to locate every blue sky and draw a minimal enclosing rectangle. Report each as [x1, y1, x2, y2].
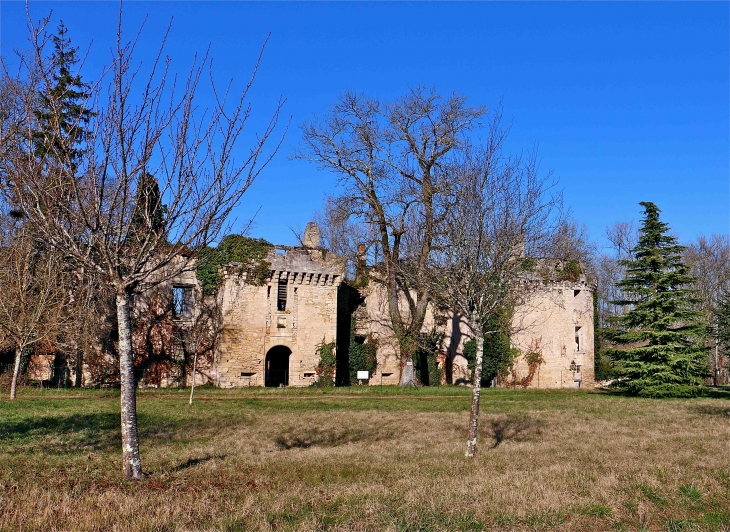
[2, 1, 728, 250]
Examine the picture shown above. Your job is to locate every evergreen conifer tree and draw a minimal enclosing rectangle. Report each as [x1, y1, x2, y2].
[33, 21, 93, 167]
[129, 173, 167, 245]
[605, 202, 708, 397]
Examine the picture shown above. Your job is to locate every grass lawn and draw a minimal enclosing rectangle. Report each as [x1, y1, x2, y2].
[1, 386, 729, 531]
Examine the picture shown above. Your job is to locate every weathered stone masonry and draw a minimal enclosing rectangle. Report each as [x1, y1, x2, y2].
[214, 245, 346, 387]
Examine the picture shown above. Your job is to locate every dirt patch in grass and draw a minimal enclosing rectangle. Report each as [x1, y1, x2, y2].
[0, 387, 729, 531]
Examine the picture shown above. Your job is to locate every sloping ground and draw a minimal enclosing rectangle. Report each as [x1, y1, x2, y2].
[0, 387, 729, 531]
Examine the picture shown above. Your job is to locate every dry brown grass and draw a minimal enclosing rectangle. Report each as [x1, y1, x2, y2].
[1, 387, 729, 531]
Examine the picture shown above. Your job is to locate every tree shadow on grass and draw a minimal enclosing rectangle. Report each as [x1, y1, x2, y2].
[687, 404, 730, 418]
[171, 453, 228, 472]
[479, 415, 543, 449]
[0, 412, 192, 452]
[274, 427, 393, 450]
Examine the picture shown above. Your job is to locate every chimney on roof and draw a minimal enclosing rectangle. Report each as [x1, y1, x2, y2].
[302, 222, 321, 248]
[355, 243, 367, 285]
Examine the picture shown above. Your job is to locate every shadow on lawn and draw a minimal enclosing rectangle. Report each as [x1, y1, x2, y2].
[171, 453, 228, 472]
[0, 412, 121, 450]
[0, 412, 190, 451]
[275, 427, 393, 450]
[688, 404, 730, 418]
[479, 415, 544, 449]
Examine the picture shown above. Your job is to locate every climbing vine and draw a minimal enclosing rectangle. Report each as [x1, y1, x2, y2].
[463, 307, 517, 386]
[413, 328, 445, 386]
[348, 317, 377, 385]
[504, 337, 544, 388]
[314, 339, 337, 387]
[196, 235, 272, 295]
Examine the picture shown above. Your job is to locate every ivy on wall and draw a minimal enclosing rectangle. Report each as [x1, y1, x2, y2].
[195, 235, 272, 295]
[315, 339, 337, 387]
[463, 308, 517, 386]
[413, 329, 444, 386]
[348, 317, 377, 384]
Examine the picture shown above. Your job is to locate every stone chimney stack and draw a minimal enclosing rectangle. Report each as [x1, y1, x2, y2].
[302, 222, 321, 248]
[355, 243, 367, 285]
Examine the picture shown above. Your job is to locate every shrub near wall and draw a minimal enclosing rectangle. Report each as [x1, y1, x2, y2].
[314, 339, 336, 387]
[348, 317, 377, 385]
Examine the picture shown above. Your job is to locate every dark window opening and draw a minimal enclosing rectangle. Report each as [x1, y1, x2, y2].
[277, 278, 288, 311]
[353, 335, 366, 345]
[573, 289, 581, 298]
[575, 326, 582, 352]
[172, 286, 193, 319]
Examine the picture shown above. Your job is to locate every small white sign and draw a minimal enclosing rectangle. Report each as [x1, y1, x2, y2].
[357, 371, 369, 380]
[210, 370, 217, 375]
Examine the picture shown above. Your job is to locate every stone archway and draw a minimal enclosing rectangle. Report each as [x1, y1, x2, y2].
[265, 346, 291, 387]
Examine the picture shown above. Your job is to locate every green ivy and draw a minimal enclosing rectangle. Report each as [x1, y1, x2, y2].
[556, 259, 582, 282]
[348, 317, 377, 384]
[413, 328, 444, 386]
[463, 308, 517, 386]
[196, 235, 272, 295]
[314, 339, 337, 387]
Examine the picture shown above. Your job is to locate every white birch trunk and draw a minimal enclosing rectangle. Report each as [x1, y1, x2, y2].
[116, 292, 146, 479]
[10, 347, 22, 400]
[465, 330, 484, 457]
[189, 352, 197, 405]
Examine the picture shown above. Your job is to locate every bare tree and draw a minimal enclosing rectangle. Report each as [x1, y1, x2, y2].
[595, 221, 638, 328]
[429, 115, 561, 457]
[683, 234, 730, 384]
[297, 88, 486, 384]
[0, 218, 67, 398]
[3, 13, 284, 478]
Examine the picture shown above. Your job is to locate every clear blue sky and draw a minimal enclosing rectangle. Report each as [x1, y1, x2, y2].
[2, 1, 728, 249]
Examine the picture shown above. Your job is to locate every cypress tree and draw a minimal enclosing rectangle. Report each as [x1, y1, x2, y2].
[128, 173, 167, 245]
[605, 202, 708, 397]
[33, 21, 93, 167]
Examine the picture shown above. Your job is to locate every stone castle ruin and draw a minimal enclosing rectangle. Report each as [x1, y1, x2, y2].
[15, 223, 595, 388]
[173, 223, 596, 389]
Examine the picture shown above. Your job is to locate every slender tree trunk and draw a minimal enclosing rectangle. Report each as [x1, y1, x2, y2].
[74, 336, 83, 388]
[189, 351, 197, 405]
[10, 347, 22, 400]
[116, 291, 146, 479]
[465, 331, 484, 458]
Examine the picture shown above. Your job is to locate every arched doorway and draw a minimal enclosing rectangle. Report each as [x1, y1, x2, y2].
[265, 346, 291, 387]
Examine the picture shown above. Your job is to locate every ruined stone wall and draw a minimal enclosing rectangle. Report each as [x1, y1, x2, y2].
[216, 247, 345, 387]
[358, 277, 596, 388]
[508, 279, 595, 389]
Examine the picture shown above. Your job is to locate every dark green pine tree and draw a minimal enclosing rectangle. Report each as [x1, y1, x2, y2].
[128, 173, 168, 246]
[605, 202, 708, 397]
[33, 21, 94, 167]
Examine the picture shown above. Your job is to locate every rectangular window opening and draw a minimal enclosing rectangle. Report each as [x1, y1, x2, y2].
[574, 326, 582, 352]
[573, 289, 581, 298]
[172, 285, 194, 319]
[277, 278, 288, 311]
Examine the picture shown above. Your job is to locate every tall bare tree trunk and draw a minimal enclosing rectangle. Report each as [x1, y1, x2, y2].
[189, 352, 197, 405]
[465, 330, 484, 458]
[116, 291, 146, 479]
[74, 338, 83, 388]
[10, 347, 22, 400]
